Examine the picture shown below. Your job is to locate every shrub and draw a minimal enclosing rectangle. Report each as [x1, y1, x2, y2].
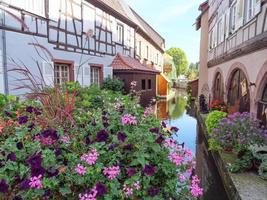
[0, 87, 202, 199]
[205, 111, 227, 134]
[102, 77, 124, 92]
[213, 112, 267, 152]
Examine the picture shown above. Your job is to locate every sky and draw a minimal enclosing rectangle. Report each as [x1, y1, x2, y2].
[125, 0, 203, 63]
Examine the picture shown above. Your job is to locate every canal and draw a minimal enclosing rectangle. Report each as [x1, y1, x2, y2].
[155, 90, 229, 200]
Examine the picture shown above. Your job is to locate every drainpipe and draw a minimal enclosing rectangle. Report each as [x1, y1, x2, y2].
[1, 12, 8, 95]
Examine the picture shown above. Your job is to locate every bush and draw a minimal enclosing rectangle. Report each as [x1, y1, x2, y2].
[0, 86, 203, 199]
[102, 77, 124, 92]
[213, 112, 267, 152]
[205, 111, 227, 134]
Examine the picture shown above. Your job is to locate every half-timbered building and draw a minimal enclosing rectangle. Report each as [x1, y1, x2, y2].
[0, 0, 165, 95]
[197, 0, 267, 124]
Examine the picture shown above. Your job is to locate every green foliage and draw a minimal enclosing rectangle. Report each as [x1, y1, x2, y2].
[166, 47, 189, 76]
[208, 138, 222, 151]
[229, 150, 254, 173]
[0, 85, 198, 199]
[205, 111, 227, 134]
[102, 77, 124, 92]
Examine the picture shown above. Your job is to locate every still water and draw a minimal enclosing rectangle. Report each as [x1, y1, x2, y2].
[155, 90, 228, 200]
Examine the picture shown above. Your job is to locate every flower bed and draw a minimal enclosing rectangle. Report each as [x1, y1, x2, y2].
[206, 111, 267, 176]
[0, 85, 202, 199]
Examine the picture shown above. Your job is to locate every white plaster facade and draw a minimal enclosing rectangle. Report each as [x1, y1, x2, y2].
[0, 0, 165, 95]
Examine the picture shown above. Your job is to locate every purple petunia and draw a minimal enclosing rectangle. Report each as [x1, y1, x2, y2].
[28, 123, 35, 132]
[170, 126, 179, 132]
[0, 179, 9, 193]
[155, 135, 165, 145]
[20, 179, 30, 190]
[123, 144, 133, 151]
[26, 106, 34, 113]
[143, 165, 156, 176]
[127, 167, 137, 177]
[31, 166, 46, 177]
[26, 153, 42, 168]
[7, 152, 16, 161]
[96, 130, 109, 142]
[149, 127, 160, 134]
[18, 116, 28, 125]
[95, 183, 107, 197]
[117, 132, 127, 142]
[148, 186, 160, 197]
[161, 121, 167, 128]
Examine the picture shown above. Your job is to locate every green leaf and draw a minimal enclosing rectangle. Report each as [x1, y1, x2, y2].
[59, 186, 72, 195]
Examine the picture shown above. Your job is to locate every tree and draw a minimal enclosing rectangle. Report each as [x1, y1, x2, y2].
[186, 62, 199, 81]
[166, 47, 189, 76]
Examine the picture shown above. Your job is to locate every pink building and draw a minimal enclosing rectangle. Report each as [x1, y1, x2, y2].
[197, 0, 267, 125]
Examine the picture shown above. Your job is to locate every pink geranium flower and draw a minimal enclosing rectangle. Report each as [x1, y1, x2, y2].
[121, 114, 137, 125]
[29, 175, 42, 189]
[81, 149, 99, 165]
[103, 166, 120, 180]
[168, 152, 183, 166]
[190, 175, 203, 197]
[75, 164, 87, 175]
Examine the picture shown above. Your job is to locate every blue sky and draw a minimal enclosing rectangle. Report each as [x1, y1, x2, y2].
[125, 0, 203, 63]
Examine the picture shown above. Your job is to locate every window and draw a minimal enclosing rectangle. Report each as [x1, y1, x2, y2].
[90, 67, 100, 86]
[54, 63, 70, 85]
[148, 79, 152, 90]
[117, 24, 124, 44]
[230, 4, 237, 32]
[209, 30, 213, 49]
[156, 54, 159, 64]
[141, 79, 146, 90]
[217, 18, 224, 44]
[245, 0, 254, 22]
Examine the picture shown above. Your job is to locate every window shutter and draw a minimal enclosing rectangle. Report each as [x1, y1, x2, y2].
[74, 65, 83, 85]
[83, 66, 90, 86]
[42, 62, 54, 87]
[236, 0, 244, 29]
[225, 9, 230, 38]
[254, 0, 261, 15]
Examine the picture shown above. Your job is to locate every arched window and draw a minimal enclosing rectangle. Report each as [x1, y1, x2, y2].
[213, 72, 223, 100]
[228, 69, 250, 112]
[258, 83, 267, 126]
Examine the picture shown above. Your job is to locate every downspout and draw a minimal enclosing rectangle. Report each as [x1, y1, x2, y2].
[1, 11, 8, 94]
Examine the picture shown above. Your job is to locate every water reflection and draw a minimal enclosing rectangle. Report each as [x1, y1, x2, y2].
[196, 124, 229, 200]
[155, 90, 228, 200]
[156, 90, 197, 153]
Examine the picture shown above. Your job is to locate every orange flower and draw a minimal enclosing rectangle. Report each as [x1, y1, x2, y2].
[0, 124, 4, 133]
[16, 111, 21, 117]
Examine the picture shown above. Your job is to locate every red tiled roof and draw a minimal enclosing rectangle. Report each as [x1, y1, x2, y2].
[110, 54, 160, 73]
